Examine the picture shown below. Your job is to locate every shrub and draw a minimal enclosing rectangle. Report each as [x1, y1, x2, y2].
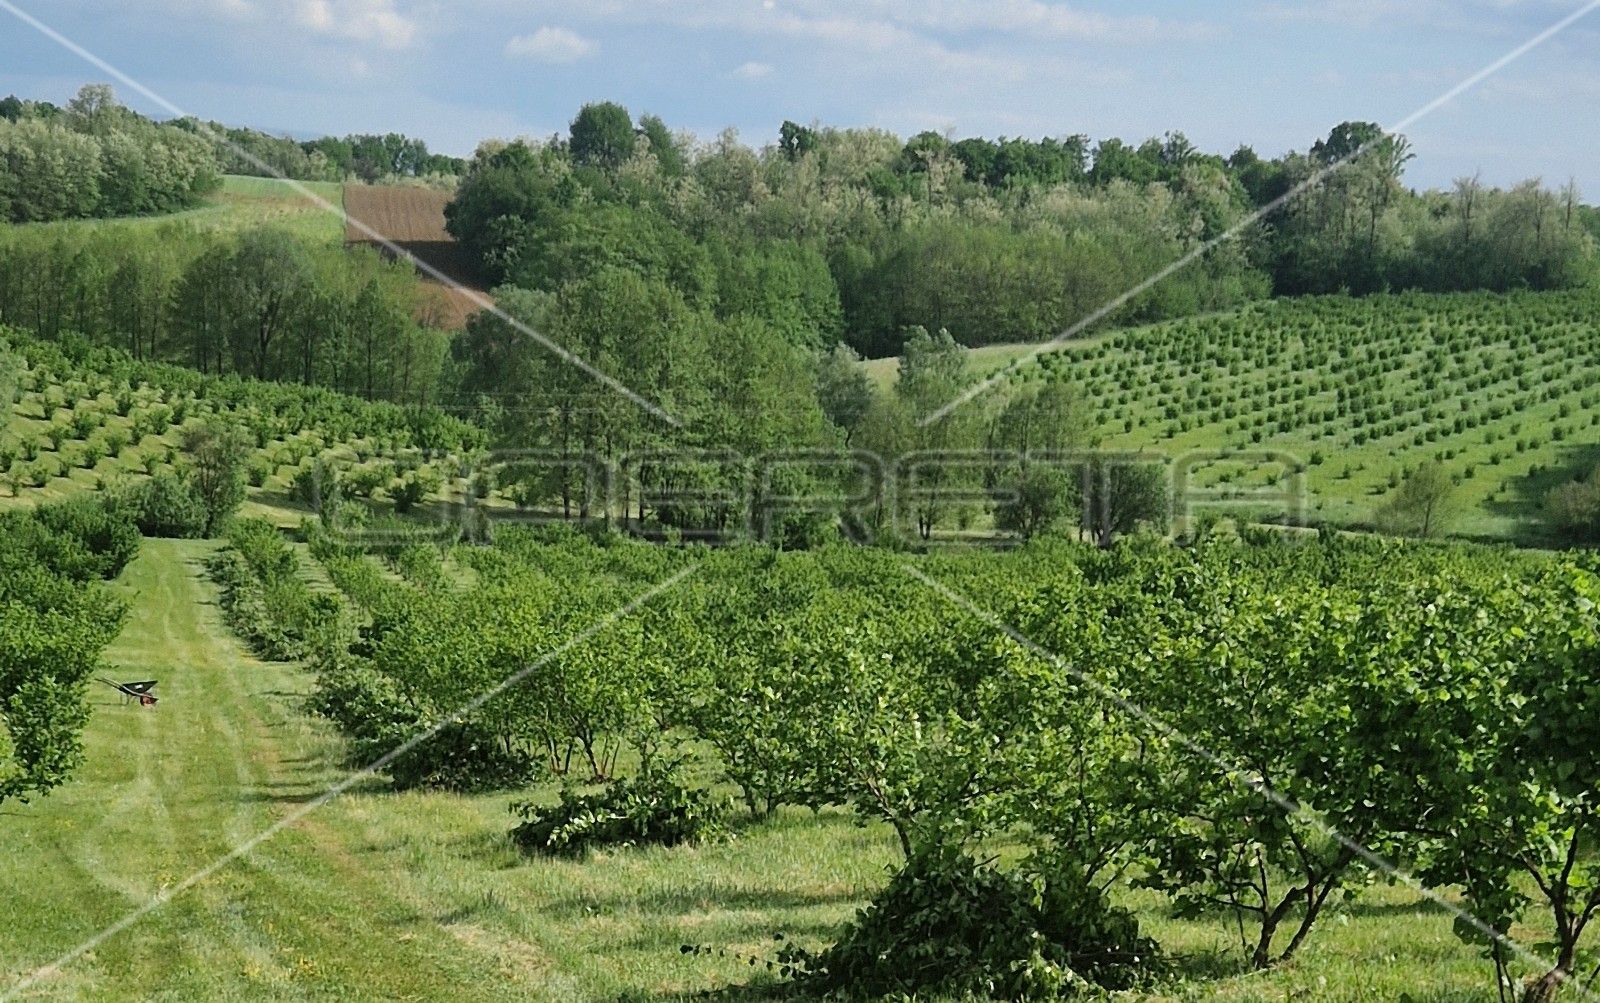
[28, 496, 142, 581]
[343, 463, 388, 498]
[389, 469, 439, 513]
[246, 456, 271, 487]
[122, 473, 208, 538]
[391, 544, 443, 588]
[0, 507, 128, 808]
[774, 846, 1155, 1000]
[1545, 471, 1600, 542]
[70, 410, 100, 439]
[206, 519, 331, 660]
[290, 463, 340, 512]
[511, 772, 731, 856]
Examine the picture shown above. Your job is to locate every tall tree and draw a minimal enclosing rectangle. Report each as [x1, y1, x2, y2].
[895, 327, 977, 540]
[181, 420, 250, 536]
[569, 102, 636, 169]
[638, 113, 684, 176]
[989, 380, 1095, 539]
[1378, 463, 1455, 539]
[225, 228, 312, 379]
[816, 343, 873, 444]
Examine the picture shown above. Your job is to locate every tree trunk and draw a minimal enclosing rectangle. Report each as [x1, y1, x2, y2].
[1523, 967, 1568, 1003]
[1522, 938, 1575, 1003]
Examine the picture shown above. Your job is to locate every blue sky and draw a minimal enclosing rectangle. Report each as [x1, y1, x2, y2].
[2, 0, 1596, 192]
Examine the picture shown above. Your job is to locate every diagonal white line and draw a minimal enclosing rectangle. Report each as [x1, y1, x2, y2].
[0, 564, 700, 1000]
[902, 563, 1599, 998]
[918, 0, 1600, 427]
[0, 0, 682, 428]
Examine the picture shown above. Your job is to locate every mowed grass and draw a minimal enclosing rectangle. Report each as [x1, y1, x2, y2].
[0, 538, 1538, 1001]
[862, 339, 1086, 392]
[14, 176, 346, 243]
[0, 539, 894, 1000]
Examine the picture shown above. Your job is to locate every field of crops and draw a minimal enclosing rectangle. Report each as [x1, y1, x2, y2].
[895, 289, 1600, 544]
[128, 518, 1587, 1002]
[0, 330, 478, 523]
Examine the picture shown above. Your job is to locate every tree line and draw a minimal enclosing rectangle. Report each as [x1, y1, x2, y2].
[0, 221, 448, 406]
[447, 103, 1598, 358]
[0, 85, 220, 223]
[172, 120, 467, 185]
[0, 84, 468, 221]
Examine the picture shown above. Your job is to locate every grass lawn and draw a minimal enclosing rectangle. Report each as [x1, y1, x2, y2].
[862, 338, 1089, 392]
[0, 538, 1539, 1001]
[14, 176, 346, 244]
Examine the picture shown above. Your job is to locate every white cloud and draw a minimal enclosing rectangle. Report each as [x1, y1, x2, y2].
[481, 0, 1212, 44]
[1258, 0, 1576, 35]
[293, 0, 417, 50]
[732, 60, 773, 79]
[846, 0, 1216, 43]
[505, 26, 597, 63]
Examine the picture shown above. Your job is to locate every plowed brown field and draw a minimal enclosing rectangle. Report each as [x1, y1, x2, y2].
[343, 184, 488, 330]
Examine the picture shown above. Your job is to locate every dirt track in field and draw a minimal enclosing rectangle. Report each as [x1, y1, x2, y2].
[343, 184, 488, 330]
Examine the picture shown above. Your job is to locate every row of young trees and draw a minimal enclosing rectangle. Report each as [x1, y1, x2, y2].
[0, 86, 220, 223]
[275, 525, 1598, 1001]
[0, 223, 448, 406]
[0, 497, 135, 808]
[445, 104, 1598, 358]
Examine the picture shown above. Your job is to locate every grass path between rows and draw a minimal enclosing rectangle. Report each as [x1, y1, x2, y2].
[1, 539, 525, 998]
[0, 538, 894, 1001]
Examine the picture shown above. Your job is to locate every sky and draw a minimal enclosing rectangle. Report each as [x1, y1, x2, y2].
[1, 0, 1596, 192]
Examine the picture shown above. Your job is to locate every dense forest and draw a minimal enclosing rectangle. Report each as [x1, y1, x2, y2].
[0, 86, 220, 222]
[448, 103, 1600, 359]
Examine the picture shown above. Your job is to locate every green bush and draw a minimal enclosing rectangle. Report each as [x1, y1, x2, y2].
[29, 496, 141, 581]
[0, 506, 128, 808]
[511, 772, 731, 856]
[389, 470, 438, 513]
[777, 845, 1155, 1000]
[206, 519, 333, 660]
[290, 463, 340, 511]
[122, 473, 208, 538]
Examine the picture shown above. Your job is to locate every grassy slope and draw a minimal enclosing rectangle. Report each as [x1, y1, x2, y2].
[0, 538, 1526, 1001]
[14, 176, 345, 244]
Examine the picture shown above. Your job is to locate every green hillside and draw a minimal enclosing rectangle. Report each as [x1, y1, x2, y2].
[877, 289, 1600, 544]
[0, 332, 477, 525]
[16, 175, 346, 243]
